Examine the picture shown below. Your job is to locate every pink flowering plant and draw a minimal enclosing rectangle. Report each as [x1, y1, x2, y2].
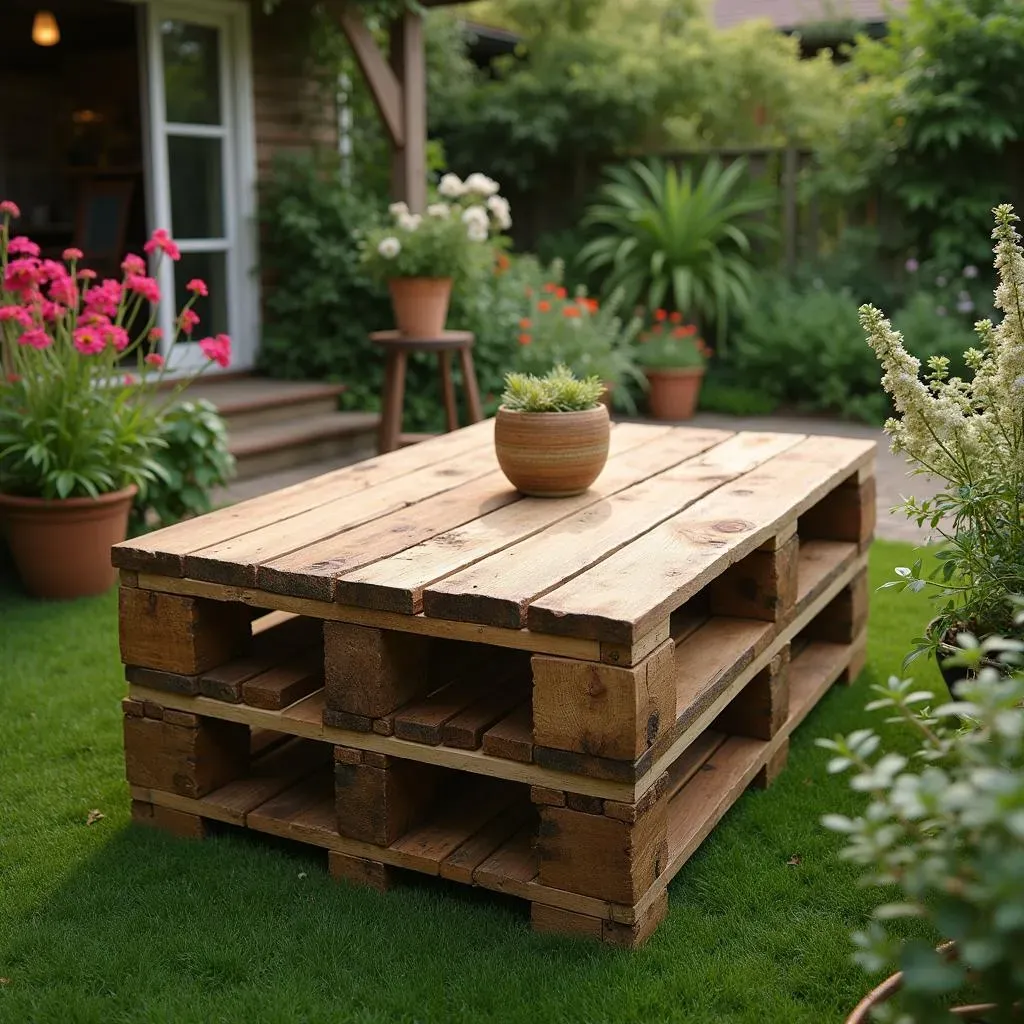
[0, 200, 231, 499]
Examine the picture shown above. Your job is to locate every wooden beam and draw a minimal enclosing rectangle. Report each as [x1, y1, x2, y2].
[337, 7, 404, 148]
[390, 11, 427, 212]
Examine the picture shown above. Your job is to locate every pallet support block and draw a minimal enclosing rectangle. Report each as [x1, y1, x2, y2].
[708, 533, 799, 622]
[123, 705, 250, 798]
[119, 587, 251, 675]
[714, 645, 790, 741]
[131, 799, 208, 839]
[334, 745, 441, 845]
[805, 570, 869, 644]
[323, 622, 434, 719]
[799, 471, 877, 548]
[752, 738, 790, 790]
[328, 850, 398, 892]
[532, 639, 675, 761]
[536, 773, 669, 904]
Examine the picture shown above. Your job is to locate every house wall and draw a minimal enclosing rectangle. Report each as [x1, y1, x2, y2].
[249, 1, 340, 176]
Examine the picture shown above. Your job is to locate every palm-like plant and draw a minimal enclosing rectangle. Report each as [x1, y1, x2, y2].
[578, 158, 775, 349]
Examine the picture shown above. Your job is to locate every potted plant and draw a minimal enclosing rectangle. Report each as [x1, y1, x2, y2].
[818, 615, 1024, 1023]
[0, 201, 231, 600]
[361, 171, 513, 338]
[636, 312, 710, 420]
[494, 365, 609, 498]
[515, 272, 645, 412]
[862, 204, 1024, 688]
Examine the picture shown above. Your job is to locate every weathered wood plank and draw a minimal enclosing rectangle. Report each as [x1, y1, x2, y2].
[112, 419, 496, 574]
[423, 431, 805, 629]
[527, 435, 875, 644]
[335, 427, 731, 614]
[480, 703, 533, 763]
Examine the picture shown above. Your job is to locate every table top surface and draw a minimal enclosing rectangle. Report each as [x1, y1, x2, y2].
[114, 420, 875, 645]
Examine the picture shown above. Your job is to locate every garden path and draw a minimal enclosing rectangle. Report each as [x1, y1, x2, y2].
[213, 413, 940, 546]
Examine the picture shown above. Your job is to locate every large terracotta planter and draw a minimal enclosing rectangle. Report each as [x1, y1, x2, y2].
[388, 277, 452, 338]
[494, 405, 610, 498]
[644, 366, 705, 421]
[0, 485, 137, 599]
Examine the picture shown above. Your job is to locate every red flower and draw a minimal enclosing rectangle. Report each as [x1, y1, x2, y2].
[518, 333, 531, 346]
[8, 237, 40, 258]
[178, 309, 200, 335]
[125, 273, 161, 304]
[654, 309, 667, 322]
[555, 287, 567, 300]
[583, 298, 599, 313]
[199, 333, 232, 368]
[682, 324, 697, 337]
[148, 327, 163, 343]
[671, 327, 688, 338]
[669, 311, 682, 324]
[563, 306, 580, 318]
[538, 300, 551, 313]
[145, 353, 165, 369]
[519, 317, 531, 329]
[121, 253, 146, 275]
[542, 283, 558, 294]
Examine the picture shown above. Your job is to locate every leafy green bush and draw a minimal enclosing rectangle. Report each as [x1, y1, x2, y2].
[130, 400, 234, 534]
[579, 158, 774, 348]
[725, 276, 976, 423]
[500, 365, 604, 412]
[258, 153, 544, 429]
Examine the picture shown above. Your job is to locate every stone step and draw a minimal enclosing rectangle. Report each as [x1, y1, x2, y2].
[229, 412, 379, 481]
[185, 378, 349, 432]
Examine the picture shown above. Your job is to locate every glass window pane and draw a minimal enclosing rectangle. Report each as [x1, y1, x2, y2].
[174, 251, 229, 340]
[162, 21, 221, 125]
[168, 135, 224, 240]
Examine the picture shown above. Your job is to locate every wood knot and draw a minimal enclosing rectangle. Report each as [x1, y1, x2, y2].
[712, 519, 752, 534]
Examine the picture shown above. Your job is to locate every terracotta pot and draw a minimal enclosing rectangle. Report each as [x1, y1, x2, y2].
[388, 277, 452, 338]
[846, 943, 1002, 1024]
[494, 405, 610, 498]
[644, 366, 705, 421]
[0, 485, 137, 599]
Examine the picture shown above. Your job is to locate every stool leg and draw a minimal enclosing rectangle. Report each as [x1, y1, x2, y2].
[459, 347, 483, 423]
[379, 351, 406, 454]
[438, 351, 459, 432]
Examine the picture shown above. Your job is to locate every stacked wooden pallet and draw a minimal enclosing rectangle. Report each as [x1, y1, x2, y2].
[115, 419, 875, 946]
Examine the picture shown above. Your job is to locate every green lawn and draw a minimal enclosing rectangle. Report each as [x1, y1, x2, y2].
[0, 541, 941, 1024]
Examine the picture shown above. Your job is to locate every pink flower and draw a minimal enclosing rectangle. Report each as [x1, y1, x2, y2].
[199, 333, 231, 368]
[186, 278, 208, 296]
[19, 328, 52, 350]
[143, 228, 180, 261]
[72, 325, 105, 355]
[83, 279, 121, 318]
[40, 300, 66, 322]
[4, 258, 41, 296]
[178, 308, 200, 335]
[123, 373, 137, 386]
[144, 353, 165, 369]
[8, 236, 40, 258]
[49, 274, 77, 307]
[0, 305, 33, 327]
[121, 253, 146, 275]
[62, 247, 84, 262]
[0, 200, 20, 219]
[148, 327, 163, 343]
[38, 259, 67, 283]
[103, 324, 130, 352]
[125, 273, 160, 304]
[78, 268, 97, 281]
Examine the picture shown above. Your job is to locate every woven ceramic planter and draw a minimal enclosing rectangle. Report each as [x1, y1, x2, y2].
[494, 405, 610, 498]
[0, 485, 137, 599]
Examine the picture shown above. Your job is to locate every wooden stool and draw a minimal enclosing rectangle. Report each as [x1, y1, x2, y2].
[371, 330, 483, 454]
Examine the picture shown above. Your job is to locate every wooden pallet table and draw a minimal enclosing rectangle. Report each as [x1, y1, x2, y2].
[115, 418, 876, 947]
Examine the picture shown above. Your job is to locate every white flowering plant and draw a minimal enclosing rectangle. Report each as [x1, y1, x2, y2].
[361, 172, 512, 282]
[861, 204, 1024, 663]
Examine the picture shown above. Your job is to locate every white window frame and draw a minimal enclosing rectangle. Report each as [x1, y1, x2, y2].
[139, 0, 258, 373]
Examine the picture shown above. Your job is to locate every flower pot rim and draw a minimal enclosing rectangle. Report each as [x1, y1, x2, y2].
[496, 405, 607, 417]
[641, 365, 706, 377]
[387, 275, 454, 284]
[0, 483, 138, 511]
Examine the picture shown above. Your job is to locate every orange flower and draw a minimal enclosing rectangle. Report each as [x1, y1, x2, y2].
[495, 252, 511, 274]
[682, 324, 697, 337]
[672, 327, 688, 338]
[669, 311, 682, 324]
[654, 309, 667, 322]
[518, 333, 532, 345]
[538, 300, 551, 313]
[542, 283, 558, 294]
[583, 297, 599, 312]
[555, 287, 567, 300]
[519, 317, 532, 329]
[563, 306, 581, 318]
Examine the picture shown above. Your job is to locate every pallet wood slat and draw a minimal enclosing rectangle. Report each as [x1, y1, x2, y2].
[120, 421, 875, 946]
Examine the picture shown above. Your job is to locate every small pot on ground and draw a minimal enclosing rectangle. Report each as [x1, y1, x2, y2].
[0, 485, 137, 599]
[930, 619, 1005, 696]
[644, 366, 705, 421]
[388, 277, 453, 338]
